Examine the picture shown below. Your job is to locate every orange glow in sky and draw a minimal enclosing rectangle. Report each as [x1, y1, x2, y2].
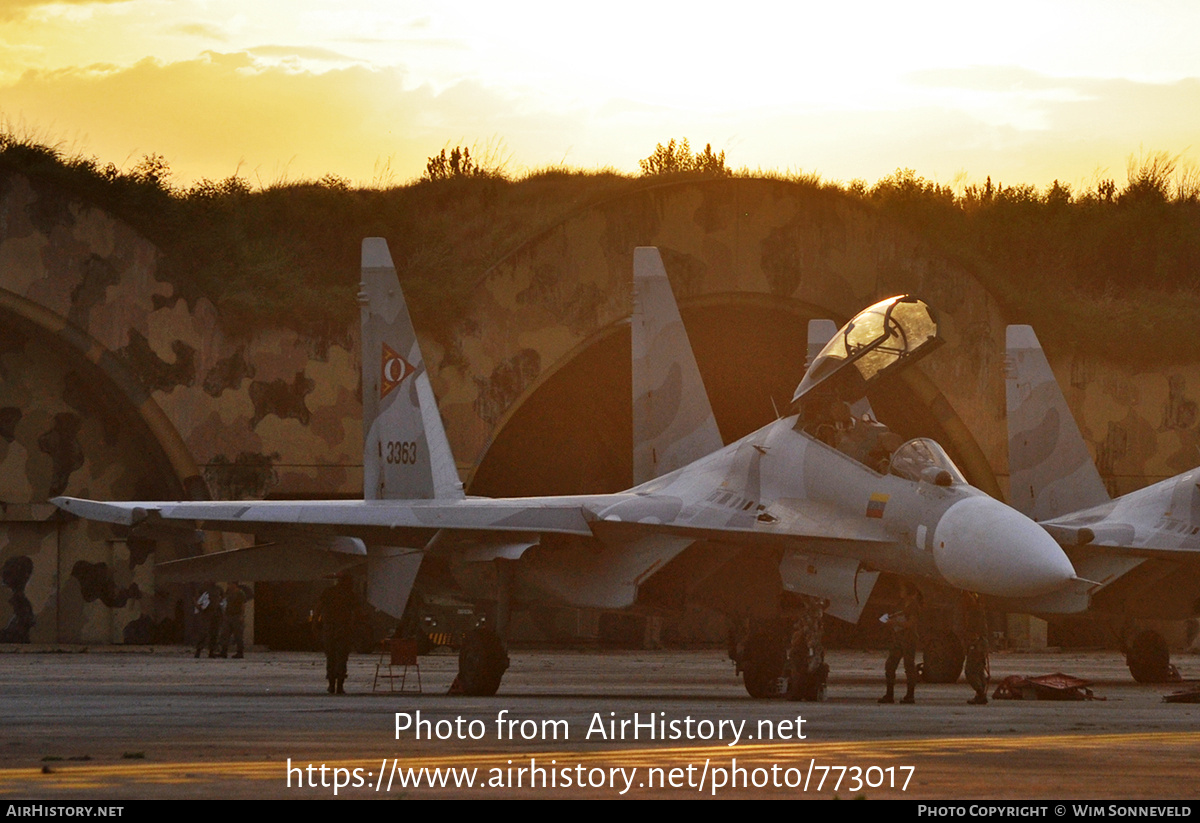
[2, 0, 1199, 189]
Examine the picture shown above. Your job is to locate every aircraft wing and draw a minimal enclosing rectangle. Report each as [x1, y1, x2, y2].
[1039, 468, 1200, 559]
[51, 494, 623, 540]
[53, 492, 893, 549]
[53, 489, 897, 617]
[1026, 471, 1200, 619]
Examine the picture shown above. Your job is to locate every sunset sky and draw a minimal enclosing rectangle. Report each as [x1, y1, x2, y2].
[2, 0, 1198, 190]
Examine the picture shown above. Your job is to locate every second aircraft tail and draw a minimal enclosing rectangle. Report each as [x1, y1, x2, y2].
[631, 247, 723, 485]
[1005, 324, 1108, 520]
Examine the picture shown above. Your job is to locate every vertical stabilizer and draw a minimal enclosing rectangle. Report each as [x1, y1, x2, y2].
[1005, 325, 1108, 519]
[360, 238, 464, 501]
[806, 319, 839, 371]
[631, 247, 723, 484]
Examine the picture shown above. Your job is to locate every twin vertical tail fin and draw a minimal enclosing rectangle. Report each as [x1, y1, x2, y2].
[1005, 325, 1108, 520]
[358, 238, 462, 618]
[631, 247, 723, 485]
[806, 319, 839, 371]
[360, 238, 464, 502]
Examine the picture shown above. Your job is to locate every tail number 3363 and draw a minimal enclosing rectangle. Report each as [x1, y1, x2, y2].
[386, 440, 419, 465]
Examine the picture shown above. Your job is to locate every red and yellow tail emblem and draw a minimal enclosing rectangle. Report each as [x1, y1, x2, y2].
[865, 492, 889, 518]
[381, 344, 415, 398]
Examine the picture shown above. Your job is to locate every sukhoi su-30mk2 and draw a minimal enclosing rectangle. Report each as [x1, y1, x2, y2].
[54, 241, 1079, 696]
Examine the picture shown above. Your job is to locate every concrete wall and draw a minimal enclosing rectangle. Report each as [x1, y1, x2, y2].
[3, 170, 1196, 644]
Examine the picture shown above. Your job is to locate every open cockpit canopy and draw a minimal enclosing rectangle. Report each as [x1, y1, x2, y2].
[792, 295, 942, 405]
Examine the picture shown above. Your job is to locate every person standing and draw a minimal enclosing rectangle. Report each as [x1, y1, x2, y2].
[879, 583, 923, 704]
[787, 596, 829, 701]
[962, 590, 990, 705]
[315, 573, 361, 694]
[219, 582, 247, 659]
[194, 582, 223, 659]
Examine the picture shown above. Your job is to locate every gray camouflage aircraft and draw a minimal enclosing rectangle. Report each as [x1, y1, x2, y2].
[53, 240, 1080, 696]
[1005, 325, 1200, 681]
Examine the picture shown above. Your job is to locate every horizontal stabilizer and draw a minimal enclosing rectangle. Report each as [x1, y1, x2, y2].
[367, 546, 424, 618]
[521, 533, 693, 610]
[157, 540, 365, 584]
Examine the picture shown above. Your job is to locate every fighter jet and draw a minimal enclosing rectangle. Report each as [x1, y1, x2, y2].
[1005, 325, 1200, 681]
[51, 240, 1078, 696]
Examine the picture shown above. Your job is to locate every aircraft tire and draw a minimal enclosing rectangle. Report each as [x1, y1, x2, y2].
[1127, 630, 1173, 683]
[458, 628, 510, 696]
[919, 630, 965, 683]
[740, 632, 785, 698]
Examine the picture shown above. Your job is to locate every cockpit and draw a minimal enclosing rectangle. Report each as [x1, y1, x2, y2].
[793, 296, 946, 476]
[888, 437, 966, 486]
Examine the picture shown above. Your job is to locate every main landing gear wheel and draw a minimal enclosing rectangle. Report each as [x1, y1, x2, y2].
[740, 631, 786, 698]
[457, 628, 510, 696]
[1126, 630, 1178, 683]
[919, 629, 965, 684]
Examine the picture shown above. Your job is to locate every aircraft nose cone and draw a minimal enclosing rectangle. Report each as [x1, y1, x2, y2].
[932, 495, 1075, 597]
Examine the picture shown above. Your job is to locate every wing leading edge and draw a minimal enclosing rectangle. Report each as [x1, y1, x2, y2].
[52, 491, 894, 550]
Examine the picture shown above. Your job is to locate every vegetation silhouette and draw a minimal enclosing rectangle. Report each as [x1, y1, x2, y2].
[2, 130, 1197, 362]
[639, 139, 730, 177]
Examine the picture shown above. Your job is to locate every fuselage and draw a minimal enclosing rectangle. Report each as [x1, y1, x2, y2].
[505, 413, 1077, 608]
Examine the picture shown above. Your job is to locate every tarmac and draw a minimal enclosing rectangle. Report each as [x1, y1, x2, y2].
[2, 645, 1200, 799]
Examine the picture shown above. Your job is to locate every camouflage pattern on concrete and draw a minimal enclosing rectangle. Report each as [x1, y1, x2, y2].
[455, 180, 1008, 492]
[4, 171, 1199, 643]
[1014, 342, 1200, 500]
